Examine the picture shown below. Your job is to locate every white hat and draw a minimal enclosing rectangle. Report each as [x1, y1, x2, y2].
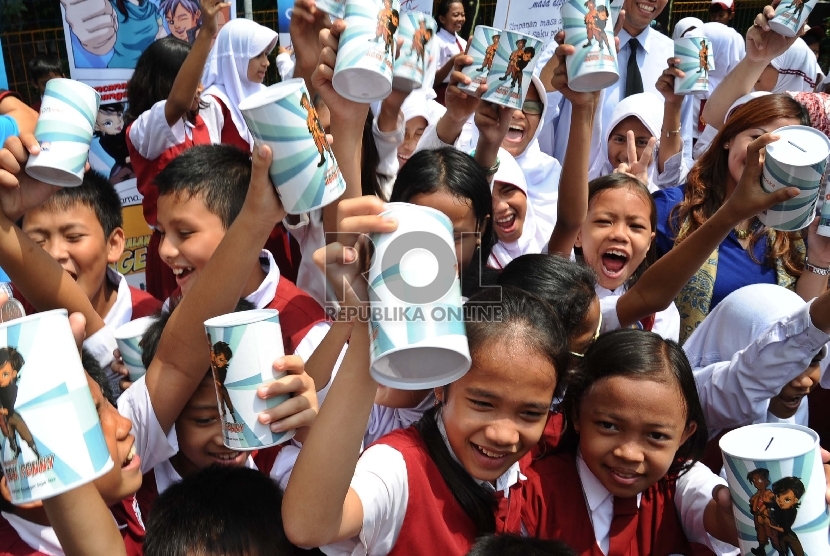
[710, 0, 734, 12]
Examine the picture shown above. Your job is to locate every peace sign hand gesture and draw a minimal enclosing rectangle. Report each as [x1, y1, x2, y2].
[614, 130, 656, 185]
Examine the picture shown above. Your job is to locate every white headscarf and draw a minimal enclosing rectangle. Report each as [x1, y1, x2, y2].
[684, 284, 805, 369]
[700, 22, 746, 93]
[672, 17, 704, 40]
[771, 38, 818, 93]
[488, 148, 547, 268]
[202, 18, 278, 148]
[401, 89, 444, 127]
[590, 92, 663, 189]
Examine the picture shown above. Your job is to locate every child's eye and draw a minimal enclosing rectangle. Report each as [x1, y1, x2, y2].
[469, 399, 492, 409]
[629, 223, 647, 231]
[521, 410, 546, 421]
[594, 219, 611, 226]
[597, 421, 617, 431]
[178, 230, 193, 238]
[194, 417, 217, 425]
[65, 234, 84, 242]
[648, 431, 669, 441]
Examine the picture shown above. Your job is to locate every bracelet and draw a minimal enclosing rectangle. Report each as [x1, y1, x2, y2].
[805, 258, 830, 276]
[662, 127, 681, 138]
[470, 150, 500, 177]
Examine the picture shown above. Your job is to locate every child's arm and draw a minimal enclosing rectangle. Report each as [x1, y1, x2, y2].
[674, 461, 738, 547]
[290, 0, 332, 100]
[434, 55, 482, 145]
[654, 58, 683, 175]
[164, 0, 230, 126]
[43, 483, 127, 556]
[144, 145, 287, 433]
[614, 133, 799, 327]
[303, 318, 353, 393]
[471, 100, 513, 174]
[0, 91, 37, 141]
[702, 5, 796, 130]
[283, 196, 398, 548]
[311, 20, 371, 237]
[546, 43, 598, 256]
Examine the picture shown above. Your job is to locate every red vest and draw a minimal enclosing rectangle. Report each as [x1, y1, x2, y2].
[522, 452, 713, 555]
[0, 513, 50, 556]
[213, 97, 253, 154]
[125, 116, 212, 228]
[375, 427, 528, 556]
[533, 411, 565, 458]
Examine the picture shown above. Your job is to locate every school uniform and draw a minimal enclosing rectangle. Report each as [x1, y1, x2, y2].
[372, 106, 405, 200]
[597, 285, 681, 342]
[522, 451, 726, 554]
[0, 512, 61, 556]
[362, 392, 435, 447]
[434, 28, 466, 85]
[322, 421, 530, 556]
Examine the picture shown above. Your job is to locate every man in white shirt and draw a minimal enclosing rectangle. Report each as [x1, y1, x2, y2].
[547, 0, 695, 174]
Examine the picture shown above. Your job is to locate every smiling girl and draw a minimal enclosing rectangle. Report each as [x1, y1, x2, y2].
[433, 0, 467, 104]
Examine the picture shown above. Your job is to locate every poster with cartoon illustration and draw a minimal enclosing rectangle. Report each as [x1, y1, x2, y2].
[493, 0, 564, 43]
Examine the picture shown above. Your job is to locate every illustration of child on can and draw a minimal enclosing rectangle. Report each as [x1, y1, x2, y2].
[477, 34, 501, 71]
[0, 347, 41, 460]
[786, 0, 806, 21]
[583, 0, 612, 52]
[372, 0, 400, 55]
[747, 468, 774, 556]
[409, 19, 434, 65]
[499, 38, 536, 90]
[300, 92, 333, 168]
[210, 340, 238, 424]
[769, 476, 805, 556]
[698, 39, 709, 77]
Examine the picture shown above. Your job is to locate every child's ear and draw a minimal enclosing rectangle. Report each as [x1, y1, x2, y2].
[680, 420, 698, 446]
[0, 476, 43, 510]
[106, 227, 126, 264]
[574, 228, 583, 249]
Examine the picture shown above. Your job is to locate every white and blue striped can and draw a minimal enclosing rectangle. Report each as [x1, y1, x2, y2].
[113, 316, 157, 382]
[25, 79, 100, 187]
[239, 79, 346, 215]
[481, 30, 543, 109]
[368, 203, 471, 390]
[0, 310, 113, 504]
[393, 12, 436, 92]
[316, 0, 346, 19]
[332, 0, 401, 102]
[673, 36, 715, 96]
[459, 26, 502, 95]
[204, 309, 295, 450]
[759, 125, 830, 232]
[562, 0, 619, 93]
[769, 0, 817, 37]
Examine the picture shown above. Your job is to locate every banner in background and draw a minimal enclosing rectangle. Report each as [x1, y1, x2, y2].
[400, 0, 433, 15]
[277, 0, 292, 49]
[492, 0, 564, 42]
[0, 41, 7, 90]
[60, 0, 234, 290]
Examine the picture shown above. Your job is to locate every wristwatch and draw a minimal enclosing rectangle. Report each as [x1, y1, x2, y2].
[805, 257, 830, 276]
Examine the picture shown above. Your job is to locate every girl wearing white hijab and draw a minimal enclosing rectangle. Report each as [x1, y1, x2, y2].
[672, 17, 704, 39]
[201, 18, 278, 151]
[488, 148, 548, 268]
[588, 92, 688, 192]
[685, 283, 829, 442]
[755, 37, 818, 94]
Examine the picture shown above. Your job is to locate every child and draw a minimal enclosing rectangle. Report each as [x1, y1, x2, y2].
[433, 0, 467, 104]
[161, 0, 202, 42]
[209, 340, 236, 422]
[143, 466, 293, 555]
[25, 56, 64, 112]
[283, 285, 569, 553]
[201, 17, 277, 151]
[755, 39, 817, 93]
[94, 103, 135, 184]
[0, 347, 38, 459]
[683, 283, 829, 472]
[769, 476, 805, 555]
[524, 329, 738, 552]
[747, 468, 774, 555]
[19, 170, 161, 390]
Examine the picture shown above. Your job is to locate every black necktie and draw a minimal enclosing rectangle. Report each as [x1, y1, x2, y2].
[625, 38, 644, 98]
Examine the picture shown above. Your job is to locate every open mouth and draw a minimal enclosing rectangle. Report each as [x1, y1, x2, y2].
[122, 444, 140, 471]
[209, 450, 247, 466]
[172, 266, 195, 282]
[471, 442, 510, 461]
[636, 2, 655, 12]
[496, 213, 517, 235]
[64, 269, 78, 281]
[777, 394, 805, 410]
[397, 152, 411, 166]
[600, 249, 629, 279]
[607, 466, 642, 486]
[504, 125, 526, 144]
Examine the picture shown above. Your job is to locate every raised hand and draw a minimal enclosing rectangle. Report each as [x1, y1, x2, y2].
[655, 57, 684, 107]
[614, 130, 656, 184]
[746, 2, 805, 64]
[0, 135, 61, 222]
[200, 0, 231, 39]
[549, 43, 601, 107]
[61, 0, 118, 54]
[256, 355, 319, 436]
[312, 19, 370, 126]
[246, 144, 287, 228]
[291, 0, 333, 78]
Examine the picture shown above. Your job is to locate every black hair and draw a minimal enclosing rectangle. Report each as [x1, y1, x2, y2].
[391, 148, 495, 297]
[26, 169, 123, 238]
[523, 46, 536, 56]
[415, 286, 568, 536]
[0, 346, 24, 373]
[747, 467, 770, 484]
[141, 298, 256, 369]
[126, 36, 195, 126]
[82, 347, 116, 407]
[362, 111, 384, 199]
[561, 329, 708, 477]
[575, 173, 657, 289]
[212, 341, 232, 361]
[99, 103, 124, 116]
[435, 0, 464, 31]
[498, 254, 597, 338]
[27, 55, 63, 82]
[154, 144, 251, 229]
[771, 476, 805, 502]
[144, 465, 294, 556]
[467, 534, 577, 556]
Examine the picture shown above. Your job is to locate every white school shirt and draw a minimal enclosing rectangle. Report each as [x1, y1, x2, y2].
[372, 107, 405, 199]
[596, 284, 681, 341]
[363, 391, 435, 447]
[435, 28, 467, 84]
[321, 417, 527, 556]
[277, 51, 295, 81]
[127, 97, 223, 163]
[691, 300, 830, 439]
[575, 453, 727, 554]
[549, 27, 695, 172]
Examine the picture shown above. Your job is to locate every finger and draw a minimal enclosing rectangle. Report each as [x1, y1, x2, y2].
[68, 312, 87, 351]
[19, 132, 39, 156]
[252, 143, 274, 185]
[3, 136, 26, 165]
[640, 136, 656, 165]
[453, 54, 473, 71]
[257, 373, 309, 399]
[713, 485, 732, 509]
[339, 214, 398, 235]
[273, 354, 305, 375]
[626, 130, 637, 165]
[336, 195, 393, 221]
[613, 9, 625, 37]
[0, 148, 21, 176]
[312, 241, 358, 271]
[554, 30, 565, 44]
[119, 378, 133, 391]
[268, 407, 317, 432]
[258, 394, 312, 425]
[330, 18, 347, 38]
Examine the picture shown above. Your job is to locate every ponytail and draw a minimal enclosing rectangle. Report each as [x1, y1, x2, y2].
[414, 405, 497, 536]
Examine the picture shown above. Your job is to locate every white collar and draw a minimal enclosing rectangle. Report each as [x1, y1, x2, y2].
[595, 284, 626, 299]
[576, 451, 642, 511]
[245, 250, 281, 309]
[436, 413, 527, 496]
[437, 28, 459, 42]
[103, 267, 134, 328]
[2, 512, 63, 556]
[618, 26, 654, 53]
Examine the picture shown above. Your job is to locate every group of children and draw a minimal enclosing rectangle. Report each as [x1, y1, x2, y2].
[0, 0, 829, 554]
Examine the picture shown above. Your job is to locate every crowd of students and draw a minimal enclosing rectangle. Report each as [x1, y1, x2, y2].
[0, 0, 830, 553]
